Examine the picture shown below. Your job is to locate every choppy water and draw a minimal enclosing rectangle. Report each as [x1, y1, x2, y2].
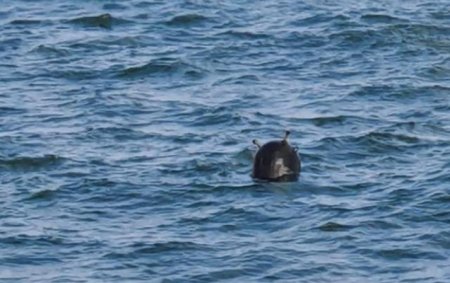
[1, 0, 450, 282]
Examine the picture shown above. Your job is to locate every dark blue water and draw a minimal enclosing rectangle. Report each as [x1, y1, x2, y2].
[1, 1, 450, 282]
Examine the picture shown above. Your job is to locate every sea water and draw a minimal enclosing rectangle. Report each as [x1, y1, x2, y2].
[1, 1, 449, 282]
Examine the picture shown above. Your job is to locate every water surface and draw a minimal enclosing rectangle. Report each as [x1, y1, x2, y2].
[1, 0, 450, 282]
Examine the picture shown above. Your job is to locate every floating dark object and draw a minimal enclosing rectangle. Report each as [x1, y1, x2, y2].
[252, 131, 301, 182]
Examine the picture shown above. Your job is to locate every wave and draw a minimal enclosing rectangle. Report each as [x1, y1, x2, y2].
[212, 74, 260, 86]
[309, 115, 360, 127]
[0, 154, 63, 171]
[215, 29, 271, 40]
[360, 14, 409, 24]
[102, 3, 128, 11]
[188, 108, 244, 127]
[358, 131, 420, 145]
[119, 58, 206, 79]
[67, 13, 131, 29]
[42, 67, 102, 81]
[358, 247, 446, 261]
[310, 129, 423, 159]
[317, 221, 354, 232]
[165, 13, 210, 26]
[289, 13, 350, 27]
[30, 45, 70, 57]
[26, 189, 58, 201]
[327, 23, 450, 51]
[1, 234, 64, 246]
[103, 241, 210, 259]
[84, 126, 149, 141]
[0, 106, 26, 115]
[9, 19, 42, 25]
